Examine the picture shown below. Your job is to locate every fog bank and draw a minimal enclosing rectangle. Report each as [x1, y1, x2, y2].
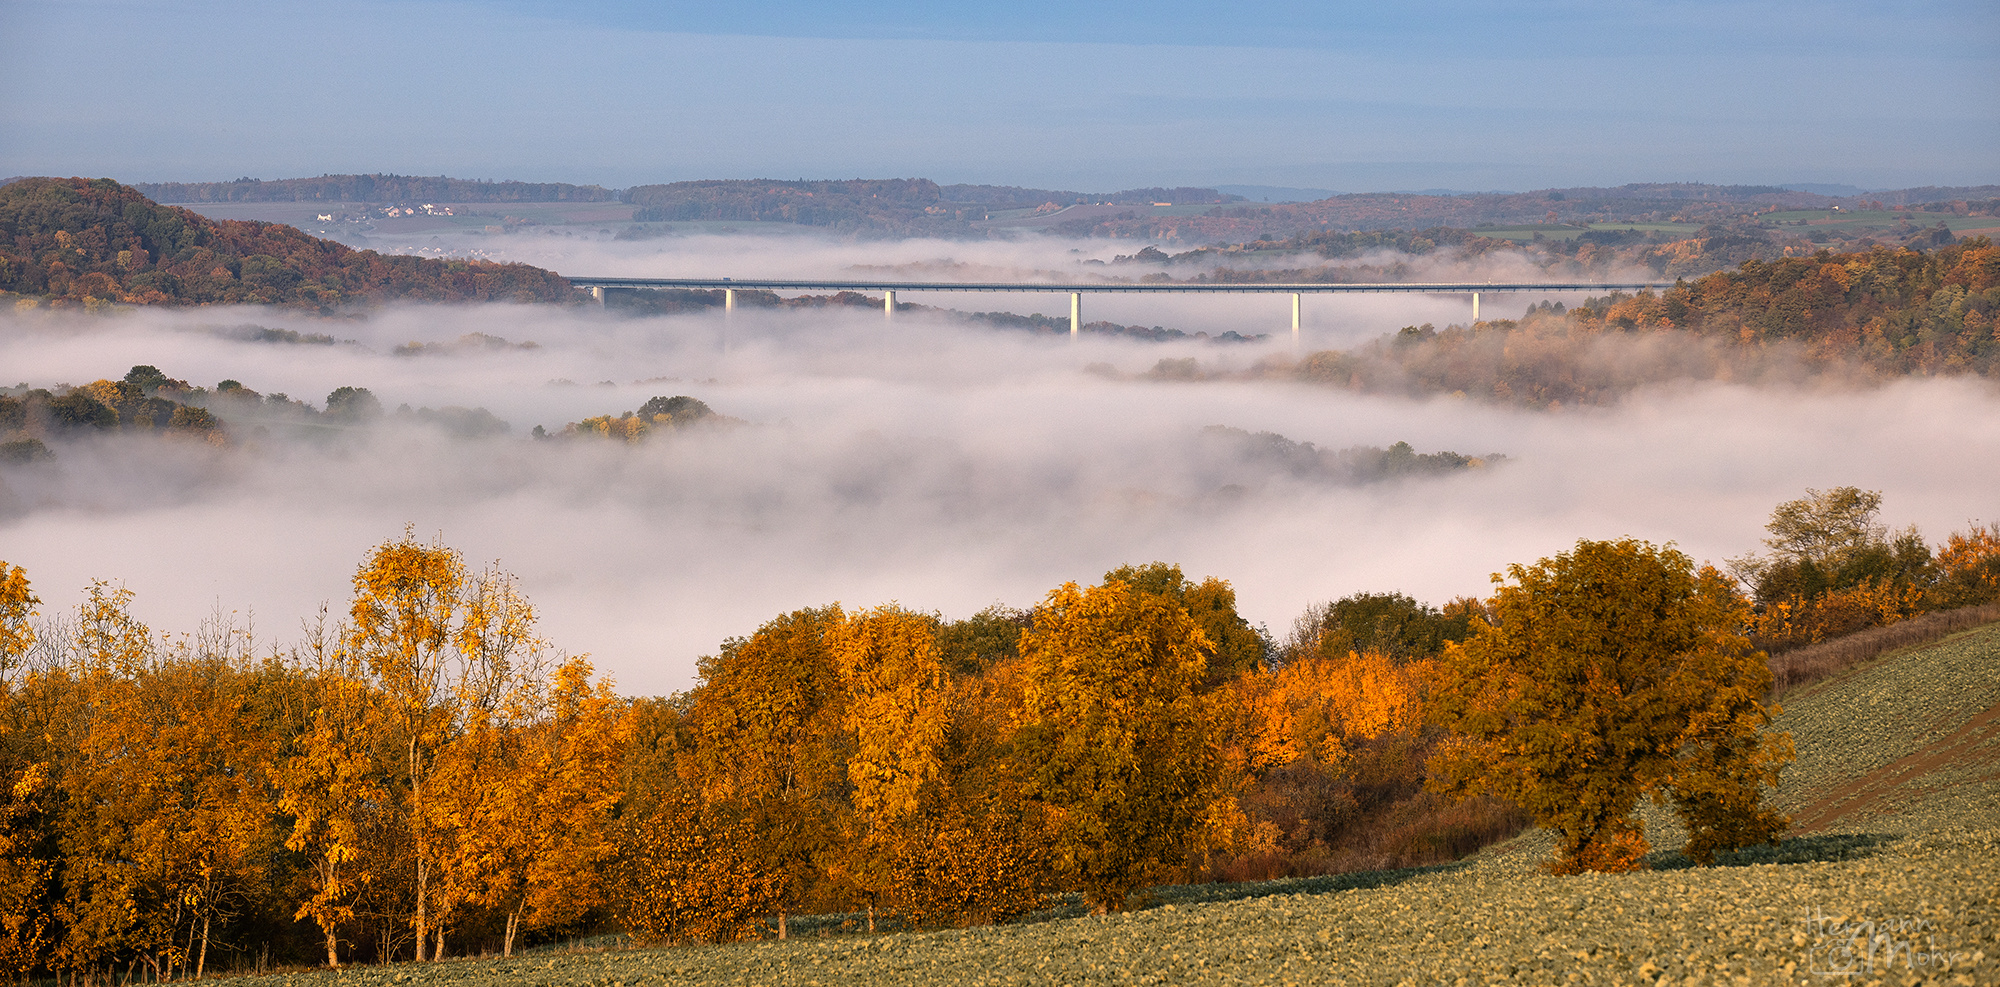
[4, 302, 1995, 695]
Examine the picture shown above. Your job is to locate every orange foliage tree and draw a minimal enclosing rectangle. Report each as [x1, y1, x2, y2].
[1236, 648, 1435, 774]
[276, 614, 387, 968]
[1934, 521, 2000, 608]
[1429, 539, 1791, 872]
[827, 605, 1049, 929]
[673, 606, 850, 937]
[1015, 577, 1219, 910]
[0, 563, 50, 977]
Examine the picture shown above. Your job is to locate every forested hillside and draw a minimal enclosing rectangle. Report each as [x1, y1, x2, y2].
[1237, 239, 1999, 406]
[0, 178, 577, 308]
[1134, 220, 1861, 279]
[132, 174, 618, 204]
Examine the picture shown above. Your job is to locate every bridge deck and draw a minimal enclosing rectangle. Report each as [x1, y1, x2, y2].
[564, 276, 1678, 294]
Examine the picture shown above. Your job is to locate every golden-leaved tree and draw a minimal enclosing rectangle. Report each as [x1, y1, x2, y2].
[276, 611, 387, 968]
[48, 582, 173, 977]
[1102, 563, 1265, 685]
[614, 796, 789, 944]
[823, 605, 1048, 928]
[675, 606, 850, 938]
[513, 658, 628, 946]
[0, 564, 33, 689]
[1016, 577, 1219, 910]
[431, 655, 626, 957]
[344, 534, 465, 961]
[1428, 538, 1792, 872]
[0, 562, 51, 977]
[343, 532, 584, 961]
[1235, 647, 1435, 773]
[827, 605, 950, 925]
[1935, 521, 2000, 607]
[39, 583, 281, 981]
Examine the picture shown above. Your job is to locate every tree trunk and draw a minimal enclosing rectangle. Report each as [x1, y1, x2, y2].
[778, 910, 787, 940]
[435, 926, 445, 961]
[412, 740, 429, 962]
[504, 910, 519, 958]
[178, 917, 192, 981]
[414, 859, 429, 960]
[325, 928, 339, 968]
[197, 912, 210, 978]
[867, 905, 875, 934]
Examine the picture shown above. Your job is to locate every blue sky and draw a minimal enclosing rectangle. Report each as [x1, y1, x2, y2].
[3, 0, 1995, 192]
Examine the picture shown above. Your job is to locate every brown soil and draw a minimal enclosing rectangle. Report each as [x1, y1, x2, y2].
[1789, 695, 2000, 834]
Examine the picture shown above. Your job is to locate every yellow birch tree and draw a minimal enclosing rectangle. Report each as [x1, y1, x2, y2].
[345, 531, 466, 962]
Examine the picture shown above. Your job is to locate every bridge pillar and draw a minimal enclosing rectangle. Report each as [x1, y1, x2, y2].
[884, 289, 896, 320]
[589, 285, 606, 305]
[1291, 292, 1301, 344]
[1070, 292, 1081, 338]
[722, 288, 736, 352]
[1472, 291, 1480, 321]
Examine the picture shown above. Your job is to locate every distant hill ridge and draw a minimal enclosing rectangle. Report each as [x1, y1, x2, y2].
[132, 174, 619, 204]
[0, 177, 574, 308]
[621, 178, 1241, 234]
[97, 173, 2000, 236]
[617, 177, 1998, 238]
[1057, 182, 2000, 240]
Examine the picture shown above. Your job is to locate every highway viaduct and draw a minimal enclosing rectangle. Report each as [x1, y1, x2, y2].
[563, 276, 1683, 342]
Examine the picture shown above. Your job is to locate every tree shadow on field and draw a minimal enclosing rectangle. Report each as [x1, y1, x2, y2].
[1641, 831, 1897, 872]
[1145, 858, 1473, 911]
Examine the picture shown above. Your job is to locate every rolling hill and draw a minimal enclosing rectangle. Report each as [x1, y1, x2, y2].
[132, 174, 618, 204]
[621, 178, 1240, 235]
[0, 177, 576, 309]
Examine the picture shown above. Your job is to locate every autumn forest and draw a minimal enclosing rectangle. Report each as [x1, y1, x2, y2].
[2, 483, 1997, 979]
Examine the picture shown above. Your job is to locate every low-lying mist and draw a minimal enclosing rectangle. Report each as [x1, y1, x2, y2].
[4, 295, 1995, 696]
[361, 227, 1654, 344]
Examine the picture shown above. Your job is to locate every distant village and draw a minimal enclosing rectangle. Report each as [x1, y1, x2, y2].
[315, 203, 456, 223]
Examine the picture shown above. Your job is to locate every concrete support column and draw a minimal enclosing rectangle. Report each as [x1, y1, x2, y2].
[589, 285, 606, 305]
[884, 289, 896, 320]
[1472, 291, 1480, 321]
[1070, 292, 1081, 338]
[1291, 292, 1301, 344]
[722, 287, 736, 353]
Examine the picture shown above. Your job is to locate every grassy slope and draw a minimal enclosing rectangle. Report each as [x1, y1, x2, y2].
[231, 625, 2000, 986]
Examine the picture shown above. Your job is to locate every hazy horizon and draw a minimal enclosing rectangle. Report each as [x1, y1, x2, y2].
[14, 173, 1992, 200]
[4, 0, 1994, 192]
